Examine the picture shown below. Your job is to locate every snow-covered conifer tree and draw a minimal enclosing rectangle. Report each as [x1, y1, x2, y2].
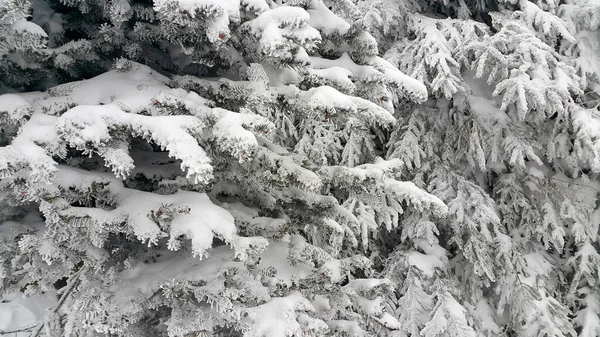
[1, 0, 600, 336]
[0, 1, 445, 336]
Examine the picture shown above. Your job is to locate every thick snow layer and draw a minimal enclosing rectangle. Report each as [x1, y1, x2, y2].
[244, 6, 320, 63]
[0, 65, 183, 184]
[310, 53, 428, 103]
[469, 299, 501, 335]
[406, 250, 445, 277]
[0, 292, 56, 335]
[322, 158, 448, 217]
[374, 312, 401, 330]
[327, 320, 364, 335]
[311, 54, 386, 84]
[57, 104, 213, 183]
[95, 241, 314, 333]
[10, 20, 48, 37]
[0, 94, 33, 121]
[40, 63, 170, 113]
[110, 246, 240, 299]
[302, 86, 396, 127]
[307, 0, 350, 35]
[211, 108, 267, 162]
[54, 166, 236, 256]
[368, 56, 428, 103]
[0, 111, 59, 182]
[244, 293, 317, 337]
[344, 278, 393, 292]
[308, 67, 355, 93]
[1, 63, 264, 186]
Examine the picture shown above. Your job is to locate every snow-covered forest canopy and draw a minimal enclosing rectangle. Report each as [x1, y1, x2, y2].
[1, 0, 600, 335]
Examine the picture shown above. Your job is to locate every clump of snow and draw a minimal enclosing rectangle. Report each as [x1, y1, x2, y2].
[468, 299, 501, 335]
[211, 108, 269, 162]
[10, 20, 48, 37]
[374, 313, 401, 330]
[310, 53, 428, 104]
[0, 291, 56, 335]
[301, 86, 395, 127]
[243, 6, 321, 64]
[328, 320, 364, 335]
[406, 251, 445, 278]
[57, 104, 213, 184]
[344, 278, 393, 292]
[242, 292, 316, 337]
[0, 111, 59, 182]
[306, 0, 350, 35]
[0, 94, 33, 121]
[368, 56, 428, 103]
[307, 67, 355, 93]
[43, 63, 170, 113]
[311, 53, 386, 84]
[53, 166, 236, 257]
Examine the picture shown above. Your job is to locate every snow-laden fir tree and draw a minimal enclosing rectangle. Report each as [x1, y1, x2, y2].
[0, 0, 447, 336]
[1, 0, 600, 336]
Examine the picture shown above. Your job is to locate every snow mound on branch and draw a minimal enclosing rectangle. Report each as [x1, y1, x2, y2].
[94, 241, 314, 333]
[310, 53, 428, 103]
[53, 166, 255, 257]
[40, 62, 170, 114]
[243, 6, 321, 64]
[243, 292, 321, 337]
[0, 291, 56, 335]
[10, 20, 47, 36]
[306, 0, 350, 35]
[57, 104, 213, 183]
[0, 94, 33, 121]
[302, 86, 396, 127]
[0, 62, 266, 184]
[368, 56, 428, 103]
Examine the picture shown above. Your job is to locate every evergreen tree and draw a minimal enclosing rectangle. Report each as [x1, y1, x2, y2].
[0, 0, 599, 336]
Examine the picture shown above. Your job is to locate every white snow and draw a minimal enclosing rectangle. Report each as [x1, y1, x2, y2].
[0, 94, 33, 121]
[327, 320, 364, 335]
[367, 56, 428, 103]
[57, 104, 213, 184]
[306, 0, 350, 35]
[301, 86, 396, 127]
[40, 63, 170, 114]
[243, 6, 320, 63]
[0, 292, 56, 336]
[243, 292, 315, 337]
[308, 67, 356, 93]
[374, 312, 401, 330]
[311, 295, 331, 313]
[256, 242, 313, 286]
[53, 166, 238, 257]
[10, 20, 48, 37]
[311, 54, 385, 84]
[406, 250, 445, 278]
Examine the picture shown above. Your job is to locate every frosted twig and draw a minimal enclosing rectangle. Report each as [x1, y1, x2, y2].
[0, 323, 38, 335]
[29, 268, 86, 337]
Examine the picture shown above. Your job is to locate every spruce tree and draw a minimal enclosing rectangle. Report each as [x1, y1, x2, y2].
[0, 0, 599, 336]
